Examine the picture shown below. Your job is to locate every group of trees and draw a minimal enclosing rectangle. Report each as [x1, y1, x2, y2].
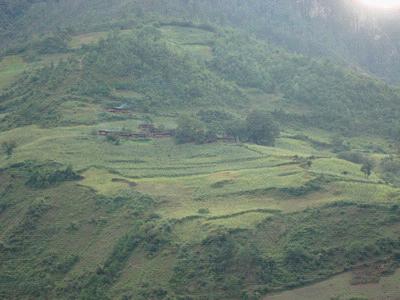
[175, 110, 280, 146]
[210, 32, 400, 138]
[81, 27, 240, 106]
[26, 165, 81, 188]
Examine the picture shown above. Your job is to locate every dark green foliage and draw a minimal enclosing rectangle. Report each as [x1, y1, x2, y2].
[197, 208, 210, 214]
[197, 109, 234, 135]
[4, 201, 51, 252]
[211, 179, 234, 189]
[68, 233, 142, 299]
[338, 151, 369, 165]
[211, 31, 400, 137]
[30, 32, 71, 55]
[64, 192, 158, 299]
[380, 156, 400, 175]
[42, 253, 80, 274]
[0, 61, 77, 128]
[136, 287, 169, 300]
[26, 165, 81, 188]
[170, 232, 274, 296]
[2, 20, 400, 138]
[245, 110, 280, 146]
[175, 115, 214, 144]
[1, 140, 17, 157]
[82, 28, 240, 107]
[284, 247, 316, 272]
[331, 136, 351, 153]
[224, 119, 247, 142]
[142, 221, 172, 256]
[279, 176, 324, 197]
[96, 190, 155, 215]
[361, 160, 374, 178]
[170, 204, 400, 298]
[211, 33, 275, 92]
[380, 156, 400, 185]
[105, 134, 121, 145]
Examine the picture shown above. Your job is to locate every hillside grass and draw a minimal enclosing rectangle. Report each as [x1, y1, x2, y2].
[0, 56, 29, 90]
[264, 269, 400, 300]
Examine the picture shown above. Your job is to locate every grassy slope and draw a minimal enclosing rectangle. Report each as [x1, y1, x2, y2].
[264, 269, 400, 300]
[1, 24, 400, 299]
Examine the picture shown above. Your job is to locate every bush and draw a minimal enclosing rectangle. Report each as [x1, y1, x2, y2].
[26, 165, 81, 188]
[175, 115, 217, 144]
[381, 156, 400, 175]
[106, 134, 121, 145]
[284, 248, 316, 272]
[331, 135, 351, 153]
[337, 151, 369, 165]
[197, 208, 210, 214]
[361, 160, 374, 178]
[1, 140, 17, 157]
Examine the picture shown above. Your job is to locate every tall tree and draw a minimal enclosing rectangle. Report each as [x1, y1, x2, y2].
[246, 110, 280, 146]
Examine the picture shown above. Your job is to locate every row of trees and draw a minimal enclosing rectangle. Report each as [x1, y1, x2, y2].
[175, 110, 280, 146]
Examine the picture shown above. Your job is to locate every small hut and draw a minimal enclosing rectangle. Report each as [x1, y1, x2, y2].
[106, 103, 130, 114]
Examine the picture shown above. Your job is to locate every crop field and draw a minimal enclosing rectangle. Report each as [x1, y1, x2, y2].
[1, 120, 397, 224]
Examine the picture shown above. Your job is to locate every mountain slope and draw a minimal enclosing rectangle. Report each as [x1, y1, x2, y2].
[1, 2, 400, 300]
[3, 0, 400, 83]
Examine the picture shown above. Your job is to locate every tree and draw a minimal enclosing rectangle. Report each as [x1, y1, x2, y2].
[175, 115, 206, 144]
[224, 119, 246, 143]
[245, 110, 280, 146]
[1, 141, 17, 157]
[331, 135, 351, 153]
[361, 160, 374, 178]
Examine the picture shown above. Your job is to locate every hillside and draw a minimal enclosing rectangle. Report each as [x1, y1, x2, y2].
[3, 0, 400, 83]
[1, 2, 400, 300]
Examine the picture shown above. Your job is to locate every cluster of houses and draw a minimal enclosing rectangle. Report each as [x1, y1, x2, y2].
[99, 103, 174, 140]
[99, 103, 234, 142]
[98, 123, 174, 140]
[98, 124, 175, 139]
[106, 103, 132, 114]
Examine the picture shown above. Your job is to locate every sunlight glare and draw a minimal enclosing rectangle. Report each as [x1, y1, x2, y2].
[357, 0, 400, 9]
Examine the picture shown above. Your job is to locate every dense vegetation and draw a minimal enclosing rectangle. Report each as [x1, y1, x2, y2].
[3, 0, 400, 83]
[2, 24, 400, 139]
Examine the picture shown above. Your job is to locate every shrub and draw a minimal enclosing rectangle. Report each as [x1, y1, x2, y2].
[26, 165, 81, 188]
[197, 208, 210, 214]
[1, 140, 17, 157]
[284, 247, 316, 272]
[175, 115, 214, 144]
[361, 160, 374, 178]
[337, 151, 369, 165]
[381, 156, 400, 175]
[331, 135, 351, 153]
[106, 134, 121, 145]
